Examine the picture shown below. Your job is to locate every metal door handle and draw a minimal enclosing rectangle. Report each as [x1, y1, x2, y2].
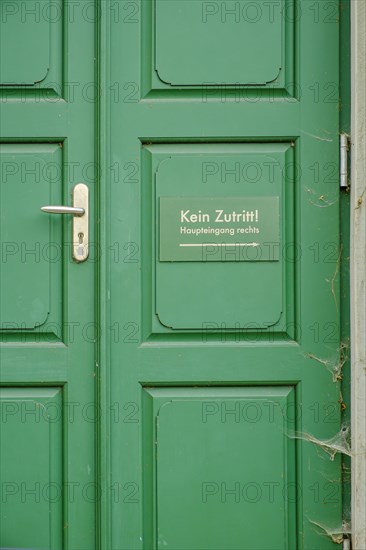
[41, 205, 85, 216]
[41, 183, 89, 262]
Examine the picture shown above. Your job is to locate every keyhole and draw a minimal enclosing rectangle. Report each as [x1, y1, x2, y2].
[78, 232, 84, 244]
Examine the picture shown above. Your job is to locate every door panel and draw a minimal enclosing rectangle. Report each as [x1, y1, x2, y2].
[0, 0, 62, 90]
[146, 143, 293, 331]
[0, 2, 96, 549]
[155, 0, 283, 85]
[144, 387, 296, 549]
[0, 0, 50, 85]
[0, 388, 63, 549]
[0, 144, 62, 330]
[143, 0, 294, 93]
[107, 0, 342, 548]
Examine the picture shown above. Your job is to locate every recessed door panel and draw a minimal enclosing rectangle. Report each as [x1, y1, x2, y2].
[0, 388, 62, 549]
[0, 144, 62, 331]
[143, 387, 296, 549]
[145, 143, 294, 331]
[155, 0, 283, 86]
[0, 0, 54, 85]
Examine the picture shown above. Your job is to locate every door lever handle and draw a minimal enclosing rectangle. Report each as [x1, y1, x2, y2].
[41, 183, 89, 262]
[41, 205, 85, 216]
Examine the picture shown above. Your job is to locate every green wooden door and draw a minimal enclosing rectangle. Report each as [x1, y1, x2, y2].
[104, 0, 345, 549]
[0, 2, 97, 548]
[0, 1, 346, 548]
